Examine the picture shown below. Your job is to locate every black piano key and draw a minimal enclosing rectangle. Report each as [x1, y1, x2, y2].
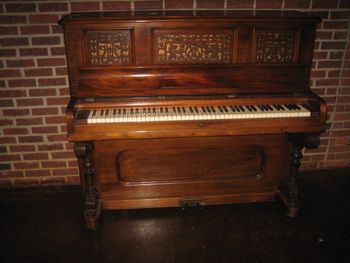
[302, 103, 313, 111]
[218, 106, 224, 112]
[239, 105, 245, 112]
[250, 105, 257, 111]
[272, 104, 280, 111]
[223, 106, 229, 112]
[294, 104, 301, 110]
[76, 110, 90, 120]
[229, 106, 236, 112]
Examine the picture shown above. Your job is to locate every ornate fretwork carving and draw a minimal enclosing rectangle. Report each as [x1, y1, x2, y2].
[74, 142, 102, 230]
[85, 31, 131, 65]
[155, 31, 233, 65]
[255, 30, 297, 63]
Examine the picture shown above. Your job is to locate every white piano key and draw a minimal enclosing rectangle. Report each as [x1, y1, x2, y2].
[81, 103, 312, 124]
[87, 110, 94, 124]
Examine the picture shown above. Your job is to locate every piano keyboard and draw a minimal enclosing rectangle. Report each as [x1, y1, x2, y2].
[79, 103, 312, 124]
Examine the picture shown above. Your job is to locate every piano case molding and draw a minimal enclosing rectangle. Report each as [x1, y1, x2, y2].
[60, 10, 327, 230]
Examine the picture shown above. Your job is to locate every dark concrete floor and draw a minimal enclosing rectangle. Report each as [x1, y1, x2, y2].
[1, 168, 350, 263]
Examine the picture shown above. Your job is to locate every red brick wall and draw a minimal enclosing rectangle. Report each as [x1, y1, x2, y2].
[0, 0, 349, 187]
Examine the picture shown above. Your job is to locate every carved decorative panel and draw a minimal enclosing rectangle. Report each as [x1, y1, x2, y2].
[154, 30, 235, 65]
[254, 30, 297, 63]
[85, 31, 131, 65]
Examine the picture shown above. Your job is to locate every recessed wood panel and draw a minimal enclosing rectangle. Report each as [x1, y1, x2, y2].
[117, 144, 266, 186]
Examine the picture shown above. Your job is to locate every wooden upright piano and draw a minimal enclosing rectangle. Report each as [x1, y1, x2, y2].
[60, 10, 327, 229]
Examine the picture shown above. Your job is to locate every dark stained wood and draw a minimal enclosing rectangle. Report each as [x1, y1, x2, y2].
[59, 10, 321, 23]
[278, 133, 321, 217]
[76, 65, 308, 97]
[60, 10, 326, 229]
[117, 144, 265, 185]
[96, 135, 289, 210]
[74, 142, 102, 229]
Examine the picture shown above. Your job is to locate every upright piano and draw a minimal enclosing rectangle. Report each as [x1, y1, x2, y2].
[60, 10, 327, 229]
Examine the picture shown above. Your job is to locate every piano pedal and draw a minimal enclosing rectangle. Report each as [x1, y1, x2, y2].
[180, 198, 204, 210]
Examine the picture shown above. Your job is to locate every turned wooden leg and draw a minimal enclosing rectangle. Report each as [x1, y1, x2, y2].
[279, 134, 320, 218]
[74, 142, 102, 230]
[287, 145, 303, 217]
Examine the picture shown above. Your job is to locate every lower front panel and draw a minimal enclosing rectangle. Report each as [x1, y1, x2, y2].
[94, 135, 290, 210]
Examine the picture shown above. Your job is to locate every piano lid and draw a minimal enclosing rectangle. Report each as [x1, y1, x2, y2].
[59, 10, 321, 24]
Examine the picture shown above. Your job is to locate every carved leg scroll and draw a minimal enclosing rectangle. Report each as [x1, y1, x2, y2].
[74, 142, 102, 230]
[279, 134, 320, 218]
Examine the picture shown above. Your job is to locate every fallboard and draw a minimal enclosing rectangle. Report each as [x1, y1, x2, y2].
[77, 65, 308, 97]
[60, 10, 320, 97]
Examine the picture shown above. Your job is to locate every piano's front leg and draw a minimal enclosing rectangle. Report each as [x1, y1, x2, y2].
[279, 133, 320, 217]
[74, 142, 102, 230]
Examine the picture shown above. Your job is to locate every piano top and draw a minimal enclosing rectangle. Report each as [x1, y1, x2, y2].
[60, 9, 321, 98]
[59, 10, 321, 24]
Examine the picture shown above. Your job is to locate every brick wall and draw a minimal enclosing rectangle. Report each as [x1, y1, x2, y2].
[0, 0, 349, 187]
